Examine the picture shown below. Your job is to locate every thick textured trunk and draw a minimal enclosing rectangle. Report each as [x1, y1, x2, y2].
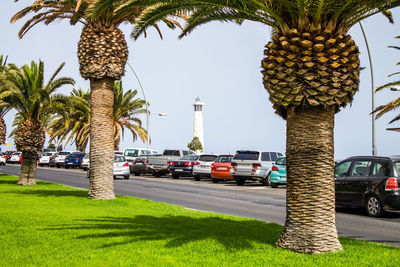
[18, 151, 38, 185]
[0, 117, 6, 145]
[114, 136, 120, 151]
[276, 106, 342, 254]
[88, 78, 115, 200]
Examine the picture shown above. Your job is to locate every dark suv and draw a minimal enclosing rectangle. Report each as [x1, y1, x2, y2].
[334, 156, 400, 217]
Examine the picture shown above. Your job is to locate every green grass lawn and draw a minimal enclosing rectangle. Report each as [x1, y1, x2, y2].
[0, 173, 399, 266]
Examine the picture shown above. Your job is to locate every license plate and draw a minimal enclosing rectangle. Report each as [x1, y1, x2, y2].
[67, 162, 73, 165]
[175, 169, 183, 172]
[136, 162, 142, 165]
[217, 167, 227, 170]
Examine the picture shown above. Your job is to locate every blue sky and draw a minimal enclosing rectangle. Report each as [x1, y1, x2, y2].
[1, 2, 400, 159]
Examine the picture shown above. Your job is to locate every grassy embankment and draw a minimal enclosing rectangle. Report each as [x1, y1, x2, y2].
[0, 174, 399, 266]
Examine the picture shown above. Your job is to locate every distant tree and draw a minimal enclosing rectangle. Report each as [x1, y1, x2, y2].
[187, 137, 203, 153]
[47, 144, 56, 149]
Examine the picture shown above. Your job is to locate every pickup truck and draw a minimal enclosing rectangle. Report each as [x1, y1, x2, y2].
[146, 149, 195, 177]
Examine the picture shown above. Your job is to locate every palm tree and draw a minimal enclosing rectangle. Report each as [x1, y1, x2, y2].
[12, 0, 185, 199]
[48, 82, 147, 152]
[0, 60, 74, 185]
[48, 88, 91, 152]
[373, 36, 400, 123]
[132, 0, 400, 253]
[0, 55, 11, 145]
[113, 80, 147, 151]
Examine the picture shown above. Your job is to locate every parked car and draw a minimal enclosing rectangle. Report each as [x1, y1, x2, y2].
[9, 152, 22, 164]
[87, 155, 130, 180]
[48, 152, 58, 167]
[210, 155, 234, 183]
[230, 150, 283, 185]
[170, 155, 200, 179]
[81, 154, 90, 171]
[0, 152, 7, 165]
[38, 152, 56, 167]
[269, 156, 287, 188]
[146, 149, 195, 177]
[192, 154, 218, 181]
[334, 155, 400, 217]
[64, 152, 86, 169]
[4, 150, 16, 161]
[54, 151, 71, 168]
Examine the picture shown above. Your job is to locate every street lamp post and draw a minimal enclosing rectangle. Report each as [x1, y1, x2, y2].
[359, 21, 376, 156]
[147, 112, 167, 148]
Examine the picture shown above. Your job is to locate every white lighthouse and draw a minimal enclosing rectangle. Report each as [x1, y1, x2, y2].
[192, 97, 205, 152]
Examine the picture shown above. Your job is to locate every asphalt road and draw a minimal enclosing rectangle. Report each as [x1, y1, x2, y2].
[2, 164, 400, 248]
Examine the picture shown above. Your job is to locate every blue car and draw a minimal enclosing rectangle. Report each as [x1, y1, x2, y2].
[170, 155, 200, 179]
[64, 152, 86, 169]
[269, 156, 286, 188]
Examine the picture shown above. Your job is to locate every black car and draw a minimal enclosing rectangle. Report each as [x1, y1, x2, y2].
[170, 155, 200, 179]
[335, 156, 400, 217]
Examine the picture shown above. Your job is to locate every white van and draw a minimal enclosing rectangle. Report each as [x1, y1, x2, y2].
[230, 150, 283, 185]
[123, 148, 157, 165]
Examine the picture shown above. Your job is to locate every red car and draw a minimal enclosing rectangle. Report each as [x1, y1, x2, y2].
[211, 155, 234, 183]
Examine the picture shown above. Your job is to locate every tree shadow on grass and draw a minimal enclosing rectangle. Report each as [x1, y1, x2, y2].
[5, 189, 87, 198]
[45, 215, 282, 250]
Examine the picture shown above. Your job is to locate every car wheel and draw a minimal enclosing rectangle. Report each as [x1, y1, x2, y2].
[56, 165, 61, 168]
[234, 177, 245, 186]
[65, 166, 70, 169]
[194, 175, 201, 181]
[124, 175, 129, 180]
[113, 175, 116, 180]
[86, 169, 90, 178]
[153, 171, 161, 178]
[263, 174, 271, 186]
[212, 179, 219, 183]
[172, 174, 179, 179]
[133, 171, 141, 176]
[366, 195, 384, 217]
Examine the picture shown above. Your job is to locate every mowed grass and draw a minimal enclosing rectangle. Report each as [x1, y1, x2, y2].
[0, 174, 399, 266]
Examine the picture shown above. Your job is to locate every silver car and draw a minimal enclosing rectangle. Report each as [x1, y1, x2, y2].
[87, 155, 130, 180]
[192, 154, 218, 181]
[230, 150, 283, 185]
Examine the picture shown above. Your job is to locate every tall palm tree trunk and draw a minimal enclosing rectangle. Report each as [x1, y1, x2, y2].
[114, 136, 120, 151]
[18, 151, 38, 185]
[276, 106, 341, 254]
[88, 78, 115, 199]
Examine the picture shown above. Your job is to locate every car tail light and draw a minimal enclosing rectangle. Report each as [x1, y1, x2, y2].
[185, 162, 194, 166]
[167, 160, 170, 165]
[252, 163, 261, 168]
[272, 166, 279, 171]
[145, 160, 149, 164]
[211, 163, 215, 167]
[171, 162, 175, 166]
[231, 162, 237, 167]
[123, 162, 129, 167]
[75, 158, 80, 160]
[195, 161, 200, 165]
[385, 177, 399, 191]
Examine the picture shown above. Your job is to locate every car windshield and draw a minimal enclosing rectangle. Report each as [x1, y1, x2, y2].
[69, 153, 82, 157]
[114, 156, 126, 162]
[233, 151, 259, 160]
[59, 152, 70, 155]
[275, 157, 286, 165]
[199, 155, 217, 162]
[215, 156, 233, 163]
[42, 153, 53, 156]
[141, 150, 151, 155]
[13, 152, 21, 156]
[163, 150, 181, 156]
[125, 149, 139, 157]
[114, 151, 123, 155]
[84, 154, 89, 159]
[179, 155, 199, 161]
